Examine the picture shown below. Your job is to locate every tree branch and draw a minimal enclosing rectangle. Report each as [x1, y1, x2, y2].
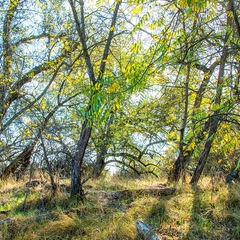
[68, 0, 96, 84]
[229, 0, 240, 39]
[97, 1, 122, 81]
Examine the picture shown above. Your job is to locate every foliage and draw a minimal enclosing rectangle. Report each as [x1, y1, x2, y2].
[0, 0, 239, 193]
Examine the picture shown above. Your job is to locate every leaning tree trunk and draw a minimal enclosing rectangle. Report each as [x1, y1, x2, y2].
[71, 119, 92, 199]
[0, 143, 35, 180]
[190, 5, 230, 184]
[190, 115, 219, 184]
[14, 157, 31, 180]
[168, 61, 219, 182]
[0, 100, 70, 180]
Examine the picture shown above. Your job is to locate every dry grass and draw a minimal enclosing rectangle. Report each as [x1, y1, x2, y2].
[0, 175, 239, 239]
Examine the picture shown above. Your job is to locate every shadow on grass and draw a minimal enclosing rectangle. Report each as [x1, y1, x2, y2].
[134, 181, 240, 240]
[132, 192, 177, 240]
[184, 186, 213, 240]
[223, 185, 240, 239]
[184, 184, 240, 240]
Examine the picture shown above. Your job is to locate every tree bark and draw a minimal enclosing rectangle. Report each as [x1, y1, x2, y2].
[71, 119, 92, 198]
[136, 220, 163, 240]
[0, 143, 35, 180]
[92, 114, 113, 178]
[1, 0, 20, 124]
[92, 147, 107, 179]
[190, 115, 219, 184]
[178, 62, 190, 181]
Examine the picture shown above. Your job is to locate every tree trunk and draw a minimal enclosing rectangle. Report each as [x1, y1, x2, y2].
[70, 119, 92, 199]
[0, 143, 35, 180]
[92, 150, 106, 178]
[14, 158, 31, 180]
[169, 116, 212, 182]
[69, 1, 121, 199]
[92, 115, 113, 178]
[190, 7, 230, 184]
[169, 60, 190, 182]
[169, 153, 191, 181]
[177, 63, 190, 181]
[190, 115, 219, 184]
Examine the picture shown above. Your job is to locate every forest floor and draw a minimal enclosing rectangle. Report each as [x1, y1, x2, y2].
[0, 175, 239, 239]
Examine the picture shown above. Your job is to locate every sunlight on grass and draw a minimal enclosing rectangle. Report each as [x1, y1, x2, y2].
[0, 175, 239, 239]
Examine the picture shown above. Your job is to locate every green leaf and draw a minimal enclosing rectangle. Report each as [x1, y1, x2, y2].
[235, 158, 240, 171]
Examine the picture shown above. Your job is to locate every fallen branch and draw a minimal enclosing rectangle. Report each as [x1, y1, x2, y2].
[136, 220, 163, 240]
[108, 187, 176, 200]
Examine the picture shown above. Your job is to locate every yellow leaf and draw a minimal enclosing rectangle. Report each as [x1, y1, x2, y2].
[71, 112, 77, 119]
[46, 134, 52, 139]
[95, 82, 102, 91]
[166, 131, 177, 140]
[108, 82, 119, 93]
[115, 102, 120, 110]
[42, 100, 47, 110]
[110, 26, 115, 31]
[25, 129, 31, 138]
[131, 6, 143, 16]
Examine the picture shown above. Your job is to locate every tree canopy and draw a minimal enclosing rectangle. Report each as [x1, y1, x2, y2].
[0, 0, 239, 198]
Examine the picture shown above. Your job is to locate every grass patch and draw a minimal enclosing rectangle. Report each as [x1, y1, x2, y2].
[0, 176, 239, 239]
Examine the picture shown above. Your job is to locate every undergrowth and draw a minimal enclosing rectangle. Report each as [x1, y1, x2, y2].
[0, 175, 239, 239]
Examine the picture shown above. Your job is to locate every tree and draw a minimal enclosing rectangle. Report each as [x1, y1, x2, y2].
[1, 0, 239, 191]
[0, 0, 82, 179]
[68, 0, 122, 199]
[164, 0, 240, 183]
[190, 0, 240, 184]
